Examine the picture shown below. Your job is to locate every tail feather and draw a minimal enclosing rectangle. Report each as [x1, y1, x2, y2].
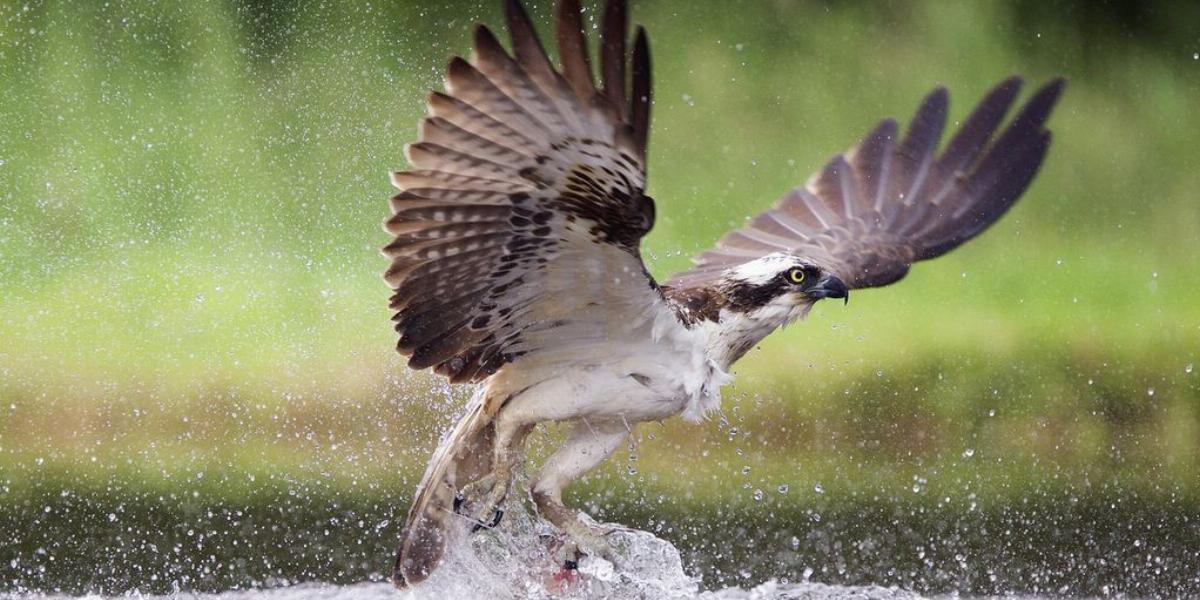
[393, 396, 496, 588]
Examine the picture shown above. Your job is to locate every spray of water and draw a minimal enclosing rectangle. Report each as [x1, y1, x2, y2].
[390, 488, 920, 600]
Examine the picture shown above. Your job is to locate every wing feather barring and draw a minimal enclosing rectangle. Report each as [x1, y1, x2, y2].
[382, 0, 1062, 588]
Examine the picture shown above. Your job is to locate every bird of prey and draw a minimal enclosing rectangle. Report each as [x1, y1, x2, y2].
[383, 0, 1063, 588]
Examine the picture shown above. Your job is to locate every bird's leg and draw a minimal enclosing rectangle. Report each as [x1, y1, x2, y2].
[531, 419, 631, 566]
[457, 420, 532, 531]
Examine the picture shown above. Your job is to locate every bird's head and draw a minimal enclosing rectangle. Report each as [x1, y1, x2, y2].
[720, 252, 849, 315]
[696, 252, 850, 367]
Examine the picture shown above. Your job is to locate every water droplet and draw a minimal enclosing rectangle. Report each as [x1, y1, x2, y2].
[626, 465, 637, 476]
[1194, 52, 1199, 60]
[1147, 387, 1155, 397]
[752, 489, 763, 502]
[962, 448, 975, 458]
[987, 409, 996, 417]
[777, 484, 789, 494]
[741, 465, 751, 476]
[813, 483, 824, 494]
[1186, 363, 1194, 374]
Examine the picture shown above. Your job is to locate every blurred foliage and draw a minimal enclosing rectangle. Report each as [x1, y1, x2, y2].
[1, 0, 1199, 595]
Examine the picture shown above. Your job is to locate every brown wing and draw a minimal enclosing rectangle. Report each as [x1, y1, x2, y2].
[668, 77, 1065, 290]
[384, 0, 657, 383]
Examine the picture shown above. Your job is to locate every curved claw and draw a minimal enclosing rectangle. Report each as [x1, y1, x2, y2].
[458, 470, 511, 533]
[470, 507, 504, 533]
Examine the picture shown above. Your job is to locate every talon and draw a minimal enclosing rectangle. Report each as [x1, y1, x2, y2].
[458, 464, 516, 534]
[470, 507, 504, 533]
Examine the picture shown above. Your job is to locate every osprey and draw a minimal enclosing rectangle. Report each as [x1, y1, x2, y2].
[383, 0, 1063, 588]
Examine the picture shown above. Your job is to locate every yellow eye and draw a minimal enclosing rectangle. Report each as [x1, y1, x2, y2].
[787, 268, 806, 284]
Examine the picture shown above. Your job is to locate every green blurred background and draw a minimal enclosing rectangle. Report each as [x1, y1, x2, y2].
[1, 0, 1198, 596]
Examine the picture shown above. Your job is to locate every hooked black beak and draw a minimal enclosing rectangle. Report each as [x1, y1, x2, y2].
[809, 274, 850, 305]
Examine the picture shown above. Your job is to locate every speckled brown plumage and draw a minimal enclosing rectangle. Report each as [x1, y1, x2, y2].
[383, 0, 653, 389]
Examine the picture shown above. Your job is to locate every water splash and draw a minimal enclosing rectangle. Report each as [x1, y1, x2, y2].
[383, 490, 928, 600]
[402, 492, 700, 599]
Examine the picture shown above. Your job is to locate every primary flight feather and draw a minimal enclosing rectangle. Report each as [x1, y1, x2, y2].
[383, 0, 1063, 588]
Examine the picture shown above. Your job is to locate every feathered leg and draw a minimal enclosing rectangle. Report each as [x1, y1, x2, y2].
[531, 419, 631, 563]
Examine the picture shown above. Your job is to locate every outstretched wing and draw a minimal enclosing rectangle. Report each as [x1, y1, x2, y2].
[668, 77, 1064, 290]
[383, 0, 656, 383]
